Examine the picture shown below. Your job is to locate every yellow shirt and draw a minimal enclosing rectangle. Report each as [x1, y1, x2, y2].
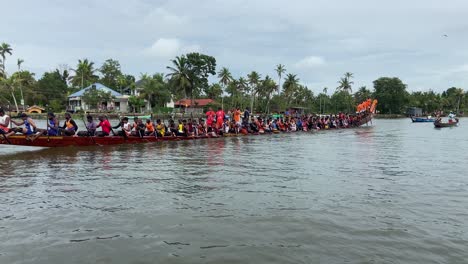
[156, 123, 165, 135]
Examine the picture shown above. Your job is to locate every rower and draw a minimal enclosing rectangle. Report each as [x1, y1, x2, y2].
[134, 119, 145, 137]
[11, 113, 43, 141]
[78, 115, 97, 136]
[145, 119, 155, 136]
[117, 117, 132, 136]
[155, 119, 165, 137]
[95, 115, 112, 136]
[448, 111, 455, 123]
[47, 112, 59, 136]
[0, 108, 15, 138]
[168, 119, 177, 136]
[59, 113, 78, 136]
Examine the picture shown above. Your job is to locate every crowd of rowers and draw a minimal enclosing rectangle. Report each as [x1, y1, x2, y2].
[0, 107, 370, 140]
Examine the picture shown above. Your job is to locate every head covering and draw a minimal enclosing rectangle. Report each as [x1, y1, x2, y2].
[48, 112, 55, 117]
[20, 113, 28, 118]
[0, 108, 4, 114]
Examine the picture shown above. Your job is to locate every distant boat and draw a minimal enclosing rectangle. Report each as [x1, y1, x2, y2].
[411, 116, 435, 122]
[434, 118, 459, 128]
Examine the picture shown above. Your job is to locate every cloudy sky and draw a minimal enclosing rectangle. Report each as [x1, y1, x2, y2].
[3, 0, 468, 93]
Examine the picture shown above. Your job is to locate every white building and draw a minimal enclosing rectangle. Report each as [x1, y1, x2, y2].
[68, 83, 130, 112]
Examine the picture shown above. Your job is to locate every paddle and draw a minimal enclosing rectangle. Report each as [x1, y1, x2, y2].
[107, 116, 126, 139]
[46, 119, 50, 142]
[0, 130, 11, 144]
[82, 117, 98, 145]
[151, 113, 157, 139]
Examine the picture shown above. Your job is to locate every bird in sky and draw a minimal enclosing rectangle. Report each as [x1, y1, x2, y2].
[442, 34, 448, 37]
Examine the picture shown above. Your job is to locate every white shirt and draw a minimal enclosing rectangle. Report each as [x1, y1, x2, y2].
[0, 114, 10, 127]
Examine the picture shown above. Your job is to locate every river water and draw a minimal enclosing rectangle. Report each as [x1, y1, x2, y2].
[0, 118, 467, 264]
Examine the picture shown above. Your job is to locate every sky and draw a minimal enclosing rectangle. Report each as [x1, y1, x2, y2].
[2, 0, 468, 94]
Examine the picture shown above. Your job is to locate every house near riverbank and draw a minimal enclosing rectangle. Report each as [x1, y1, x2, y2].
[174, 98, 216, 114]
[68, 83, 130, 113]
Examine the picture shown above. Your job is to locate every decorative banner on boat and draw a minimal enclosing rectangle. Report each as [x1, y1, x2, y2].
[356, 99, 375, 113]
[370, 99, 378, 113]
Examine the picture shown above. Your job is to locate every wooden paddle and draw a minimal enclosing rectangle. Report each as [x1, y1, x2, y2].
[107, 116, 127, 139]
[82, 117, 99, 145]
[151, 113, 158, 139]
[46, 119, 50, 142]
[0, 130, 11, 144]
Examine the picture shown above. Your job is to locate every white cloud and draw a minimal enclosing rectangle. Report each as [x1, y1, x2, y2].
[146, 38, 181, 58]
[145, 38, 201, 58]
[294, 56, 325, 68]
[144, 7, 188, 28]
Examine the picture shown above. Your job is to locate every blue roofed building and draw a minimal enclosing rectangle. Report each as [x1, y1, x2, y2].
[67, 83, 130, 112]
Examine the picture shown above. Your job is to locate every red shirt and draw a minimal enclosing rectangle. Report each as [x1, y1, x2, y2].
[216, 110, 225, 123]
[99, 120, 111, 134]
[206, 111, 215, 125]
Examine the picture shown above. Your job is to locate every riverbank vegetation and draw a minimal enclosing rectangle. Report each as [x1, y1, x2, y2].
[0, 42, 466, 115]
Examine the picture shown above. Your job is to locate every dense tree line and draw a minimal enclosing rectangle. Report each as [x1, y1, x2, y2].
[0, 42, 466, 115]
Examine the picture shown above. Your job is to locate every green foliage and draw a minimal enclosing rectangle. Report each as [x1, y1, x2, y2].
[48, 99, 63, 112]
[204, 83, 223, 100]
[99, 59, 122, 89]
[128, 95, 145, 113]
[139, 73, 171, 109]
[0, 42, 13, 78]
[81, 86, 114, 110]
[36, 71, 68, 107]
[167, 52, 216, 103]
[71, 59, 98, 88]
[282, 73, 299, 106]
[373, 77, 409, 114]
[354, 86, 372, 103]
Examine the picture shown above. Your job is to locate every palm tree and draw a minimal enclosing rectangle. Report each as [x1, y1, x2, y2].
[17, 58, 24, 71]
[247, 71, 261, 112]
[218, 67, 233, 88]
[166, 56, 191, 103]
[454, 88, 464, 114]
[0, 76, 19, 112]
[217, 67, 232, 109]
[337, 72, 354, 113]
[282, 73, 299, 106]
[71, 59, 98, 88]
[260, 75, 277, 114]
[0, 43, 13, 76]
[320, 87, 328, 114]
[237, 77, 248, 108]
[275, 64, 286, 95]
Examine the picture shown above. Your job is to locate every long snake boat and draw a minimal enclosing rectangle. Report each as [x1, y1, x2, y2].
[1, 111, 374, 148]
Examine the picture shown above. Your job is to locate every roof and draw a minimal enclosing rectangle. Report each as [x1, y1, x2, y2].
[27, 105, 45, 111]
[68, 83, 122, 98]
[174, 98, 215, 107]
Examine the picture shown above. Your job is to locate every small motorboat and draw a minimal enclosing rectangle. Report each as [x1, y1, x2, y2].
[434, 118, 459, 128]
[411, 116, 435, 122]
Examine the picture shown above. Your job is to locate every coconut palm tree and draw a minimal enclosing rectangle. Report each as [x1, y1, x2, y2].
[337, 72, 354, 113]
[166, 56, 191, 101]
[0, 42, 13, 76]
[17, 58, 24, 72]
[454, 88, 464, 114]
[282, 73, 299, 106]
[320, 87, 329, 114]
[0, 76, 19, 112]
[237, 77, 248, 108]
[275, 64, 286, 95]
[247, 71, 261, 112]
[71, 59, 98, 88]
[218, 67, 233, 88]
[259, 75, 277, 114]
